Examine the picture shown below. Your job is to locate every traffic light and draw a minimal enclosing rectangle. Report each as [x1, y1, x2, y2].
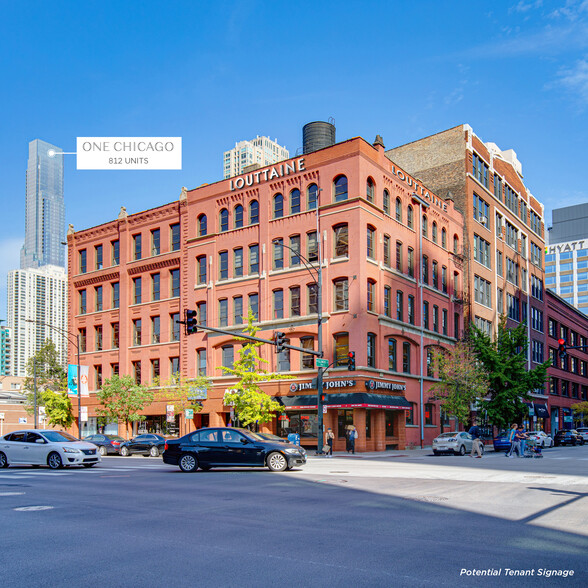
[347, 351, 356, 371]
[185, 309, 198, 335]
[275, 332, 286, 353]
[558, 338, 567, 359]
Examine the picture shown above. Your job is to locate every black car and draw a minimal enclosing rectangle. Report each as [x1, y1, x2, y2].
[120, 434, 166, 457]
[553, 429, 585, 446]
[83, 434, 126, 456]
[163, 427, 307, 472]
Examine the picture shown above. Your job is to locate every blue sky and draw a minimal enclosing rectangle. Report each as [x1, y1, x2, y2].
[2, 0, 588, 318]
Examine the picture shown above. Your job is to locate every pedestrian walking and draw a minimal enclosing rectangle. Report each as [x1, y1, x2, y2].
[516, 426, 528, 458]
[324, 427, 334, 458]
[345, 425, 353, 453]
[348, 425, 358, 454]
[506, 423, 520, 458]
[468, 423, 483, 458]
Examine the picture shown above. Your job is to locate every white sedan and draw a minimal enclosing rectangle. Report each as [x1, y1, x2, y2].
[526, 430, 554, 448]
[0, 429, 101, 469]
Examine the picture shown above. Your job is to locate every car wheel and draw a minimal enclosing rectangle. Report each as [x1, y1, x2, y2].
[267, 451, 288, 472]
[149, 446, 159, 457]
[458, 445, 466, 456]
[179, 453, 198, 473]
[83, 463, 96, 468]
[0, 451, 8, 468]
[99, 446, 107, 456]
[47, 452, 63, 469]
[120, 446, 130, 457]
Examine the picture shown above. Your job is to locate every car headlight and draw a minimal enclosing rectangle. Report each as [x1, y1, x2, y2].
[62, 447, 82, 453]
[284, 448, 300, 454]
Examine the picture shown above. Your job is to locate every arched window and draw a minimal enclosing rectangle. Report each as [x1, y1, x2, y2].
[249, 200, 259, 224]
[366, 177, 375, 203]
[395, 197, 402, 222]
[307, 183, 318, 210]
[273, 193, 283, 219]
[333, 175, 348, 202]
[219, 209, 229, 232]
[407, 205, 414, 229]
[383, 189, 390, 215]
[333, 223, 349, 258]
[453, 234, 460, 254]
[290, 189, 301, 214]
[422, 214, 428, 238]
[432, 221, 438, 244]
[198, 214, 207, 237]
[441, 227, 447, 249]
[234, 205, 244, 229]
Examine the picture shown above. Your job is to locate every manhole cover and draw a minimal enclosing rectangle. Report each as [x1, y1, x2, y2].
[14, 505, 54, 511]
[0, 492, 25, 496]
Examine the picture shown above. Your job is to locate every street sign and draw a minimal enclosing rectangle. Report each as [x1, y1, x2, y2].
[81, 406, 88, 422]
[185, 409, 194, 419]
[323, 405, 327, 414]
[19, 417, 27, 424]
[316, 359, 329, 368]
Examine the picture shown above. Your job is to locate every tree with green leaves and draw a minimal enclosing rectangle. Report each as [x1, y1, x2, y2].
[428, 341, 490, 428]
[222, 313, 290, 428]
[96, 375, 154, 436]
[571, 401, 588, 427]
[24, 341, 72, 426]
[469, 317, 550, 431]
[41, 389, 75, 429]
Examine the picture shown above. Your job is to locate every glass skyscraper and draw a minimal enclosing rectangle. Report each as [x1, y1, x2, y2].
[20, 139, 65, 269]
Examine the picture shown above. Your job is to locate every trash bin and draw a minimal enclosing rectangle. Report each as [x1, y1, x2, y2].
[287, 433, 300, 446]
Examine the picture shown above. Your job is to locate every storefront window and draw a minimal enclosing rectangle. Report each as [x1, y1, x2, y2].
[337, 410, 354, 438]
[425, 403, 434, 425]
[366, 410, 372, 439]
[278, 412, 318, 439]
[406, 403, 417, 426]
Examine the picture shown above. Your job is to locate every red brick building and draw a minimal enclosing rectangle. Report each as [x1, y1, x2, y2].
[546, 289, 588, 433]
[68, 136, 464, 451]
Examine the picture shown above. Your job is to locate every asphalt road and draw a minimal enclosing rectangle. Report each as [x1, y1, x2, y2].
[1, 445, 587, 588]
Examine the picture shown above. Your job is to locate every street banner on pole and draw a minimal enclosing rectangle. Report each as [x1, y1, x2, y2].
[68, 365, 89, 396]
[81, 406, 88, 422]
[166, 405, 175, 423]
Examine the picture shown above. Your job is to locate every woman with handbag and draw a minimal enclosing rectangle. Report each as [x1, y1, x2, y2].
[324, 427, 335, 458]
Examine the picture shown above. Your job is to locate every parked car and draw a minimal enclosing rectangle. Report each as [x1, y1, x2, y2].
[0, 430, 100, 469]
[120, 434, 166, 457]
[493, 431, 512, 452]
[576, 428, 588, 442]
[554, 429, 585, 446]
[526, 431, 553, 448]
[163, 427, 307, 472]
[432, 432, 476, 456]
[83, 434, 127, 456]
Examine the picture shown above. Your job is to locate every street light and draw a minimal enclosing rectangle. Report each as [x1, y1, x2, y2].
[25, 319, 82, 436]
[272, 196, 324, 453]
[411, 193, 430, 450]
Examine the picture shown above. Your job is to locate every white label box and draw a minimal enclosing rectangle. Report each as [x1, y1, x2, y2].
[76, 137, 182, 170]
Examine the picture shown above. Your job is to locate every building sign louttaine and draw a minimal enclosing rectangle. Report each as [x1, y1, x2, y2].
[230, 158, 306, 191]
[364, 380, 407, 392]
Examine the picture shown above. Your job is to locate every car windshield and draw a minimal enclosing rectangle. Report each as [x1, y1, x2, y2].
[238, 430, 265, 441]
[42, 431, 79, 442]
[437, 433, 458, 438]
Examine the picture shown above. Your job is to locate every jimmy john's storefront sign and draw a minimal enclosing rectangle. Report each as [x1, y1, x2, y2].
[364, 380, 406, 392]
[230, 158, 306, 191]
[289, 379, 355, 393]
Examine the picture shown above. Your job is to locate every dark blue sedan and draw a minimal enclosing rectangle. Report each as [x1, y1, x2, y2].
[493, 431, 512, 451]
[163, 427, 306, 472]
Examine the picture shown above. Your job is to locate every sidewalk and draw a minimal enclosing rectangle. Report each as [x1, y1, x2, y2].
[307, 444, 498, 460]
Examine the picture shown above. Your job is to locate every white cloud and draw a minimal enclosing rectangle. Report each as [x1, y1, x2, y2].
[556, 57, 588, 107]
